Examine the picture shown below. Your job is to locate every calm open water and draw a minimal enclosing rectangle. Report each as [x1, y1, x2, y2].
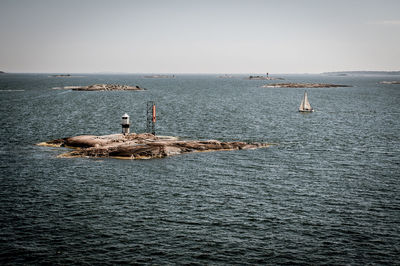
[0, 73, 399, 265]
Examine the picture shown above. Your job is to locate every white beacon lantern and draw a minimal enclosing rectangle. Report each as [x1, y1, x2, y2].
[121, 113, 130, 135]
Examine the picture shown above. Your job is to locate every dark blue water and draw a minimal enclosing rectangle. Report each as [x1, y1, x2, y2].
[1, 73, 399, 264]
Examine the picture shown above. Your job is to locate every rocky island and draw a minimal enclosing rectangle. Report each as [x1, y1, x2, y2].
[50, 74, 72, 77]
[144, 75, 175, 78]
[246, 75, 284, 80]
[262, 83, 351, 88]
[0, 71, 5, 74]
[380, 81, 400, 84]
[38, 133, 269, 160]
[61, 84, 145, 91]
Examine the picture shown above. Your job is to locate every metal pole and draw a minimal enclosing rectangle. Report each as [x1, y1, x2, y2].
[146, 101, 156, 135]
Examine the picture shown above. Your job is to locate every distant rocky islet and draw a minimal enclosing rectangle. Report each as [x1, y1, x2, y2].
[380, 81, 400, 85]
[50, 74, 73, 77]
[262, 83, 351, 88]
[143, 75, 175, 78]
[54, 84, 145, 91]
[246, 75, 284, 80]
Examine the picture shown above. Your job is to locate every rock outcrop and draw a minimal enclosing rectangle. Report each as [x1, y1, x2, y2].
[50, 74, 72, 77]
[247, 76, 284, 80]
[380, 81, 400, 84]
[71, 84, 144, 91]
[262, 83, 350, 88]
[38, 133, 269, 159]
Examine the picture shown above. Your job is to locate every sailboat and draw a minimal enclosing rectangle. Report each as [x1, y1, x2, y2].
[299, 91, 314, 112]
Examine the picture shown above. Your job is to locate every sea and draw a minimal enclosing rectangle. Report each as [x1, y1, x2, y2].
[0, 73, 399, 265]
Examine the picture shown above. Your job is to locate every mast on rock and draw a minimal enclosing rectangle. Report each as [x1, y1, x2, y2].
[146, 101, 156, 135]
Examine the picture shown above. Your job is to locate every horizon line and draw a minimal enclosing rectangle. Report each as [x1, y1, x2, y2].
[2, 70, 400, 75]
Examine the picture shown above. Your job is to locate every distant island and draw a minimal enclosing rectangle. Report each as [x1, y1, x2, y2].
[55, 84, 145, 91]
[49, 74, 85, 78]
[38, 133, 269, 160]
[323, 71, 400, 76]
[380, 81, 400, 84]
[50, 74, 72, 77]
[144, 75, 175, 78]
[0, 71, 5, 74]
[246, 75, 284, 80]
[262, 83, 351, 88]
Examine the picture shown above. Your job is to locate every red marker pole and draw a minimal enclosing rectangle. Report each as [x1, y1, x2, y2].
[152, 104, 156, 123]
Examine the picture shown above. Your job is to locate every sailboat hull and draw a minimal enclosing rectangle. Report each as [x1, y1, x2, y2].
[299, 109, 314, 113]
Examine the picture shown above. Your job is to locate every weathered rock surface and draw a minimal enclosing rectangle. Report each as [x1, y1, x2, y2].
[71, 84, 144, 91]
[38, 133, 269, 159]
[262, 83, 351, 88]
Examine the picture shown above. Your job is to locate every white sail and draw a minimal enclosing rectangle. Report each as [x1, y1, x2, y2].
[299, 98, 305, 111]
[303, 92, 312, 110]
[299, 91, 313, 112]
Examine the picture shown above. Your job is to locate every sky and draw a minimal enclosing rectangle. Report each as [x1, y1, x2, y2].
[0, 0, 399, 73]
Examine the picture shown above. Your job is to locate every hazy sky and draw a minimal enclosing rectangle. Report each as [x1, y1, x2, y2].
[1, 0, 399, 73]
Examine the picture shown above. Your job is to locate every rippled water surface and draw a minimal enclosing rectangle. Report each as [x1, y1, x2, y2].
[1, 74, 399, 264]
